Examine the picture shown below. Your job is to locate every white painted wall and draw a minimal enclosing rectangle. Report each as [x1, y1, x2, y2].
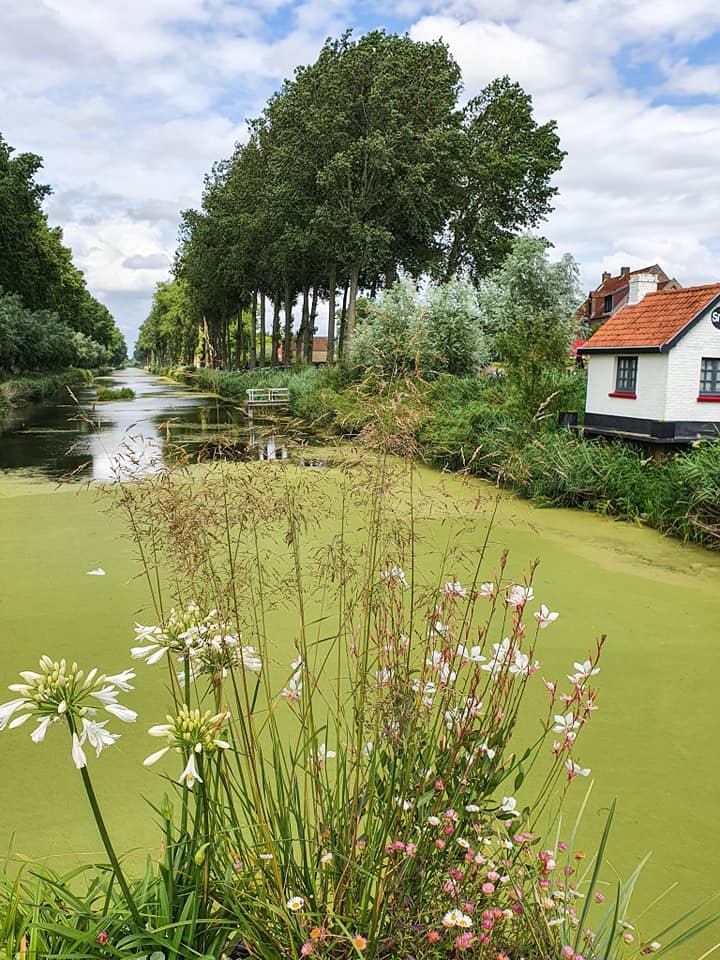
[666, 305, 720, 422]
[585, 353, 669, 419]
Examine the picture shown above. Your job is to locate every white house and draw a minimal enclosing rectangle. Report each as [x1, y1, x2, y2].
[578, 278, 720, 443]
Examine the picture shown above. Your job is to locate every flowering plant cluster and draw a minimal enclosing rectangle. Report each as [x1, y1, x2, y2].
[1, 455, 713, 960]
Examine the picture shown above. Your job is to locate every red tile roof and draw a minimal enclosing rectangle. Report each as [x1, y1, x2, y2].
[580, 283, 720, 351]
[578, 264, 679, 323]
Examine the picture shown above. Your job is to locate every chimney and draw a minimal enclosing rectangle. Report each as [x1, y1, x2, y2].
[627, 272, 658, 306]
[601, 271, 611, 282]
[620, 266, 630, 277]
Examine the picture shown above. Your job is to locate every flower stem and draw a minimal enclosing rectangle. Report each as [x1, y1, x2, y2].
[78, 760, 143, 928]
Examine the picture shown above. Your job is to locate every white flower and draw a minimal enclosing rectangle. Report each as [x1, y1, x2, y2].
[104, 702, 137, 724]
[105, 669, 135, 691]
[240, 646, 262, 673]
[286, 896, 304, 912]
[465, 804, 480, 813]
[479, 582, 495, 599]
[499, 796, 520, 818]
[396, 797, 413, 811]
[178, 753, 203, 789]
[311, 743, 336, 764]
[565, 759, 591, 779]
[456, 913, 473, 929]
[481, 638, 514, 679]
[143, 746, 171, 766]
[567, 659, 600, 684]
[552, 712, 580, 736]
[442, 909, 462, 928]
[30, 716, 55, 743]
[478, 740, 496, 759]
[71, 732, 88, 769]
[86, 568, 106, 576]
[439, 662, 456, 684]
[148, 723, 173, 737]
[130, 643, 167, 665]
[81, 718, 119, 757]
[456, 837, 470, 848]
[0, 699, 30, 730]
[427, 815, 441, 826]
[506, 584, 534, 608]
[320, 851, 333, 864]
[442, 580, 467, 598]
[90, 686, 119, 706]
[534, 605, 559, 628]
[8, 712, 32, 729]
[509, 650, 531, 676]
[381, 565, 409, 588]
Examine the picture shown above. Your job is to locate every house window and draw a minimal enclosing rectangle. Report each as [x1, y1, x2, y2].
[604, 294, 613, 313]
[615, 356, 637, 394]
[699, 357, 720, 395]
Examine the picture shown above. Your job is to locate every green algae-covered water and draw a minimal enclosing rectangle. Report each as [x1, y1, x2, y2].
[1, 371, 718, 952]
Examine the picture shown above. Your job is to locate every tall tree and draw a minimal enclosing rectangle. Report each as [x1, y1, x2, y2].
[442, 77, 565, 281]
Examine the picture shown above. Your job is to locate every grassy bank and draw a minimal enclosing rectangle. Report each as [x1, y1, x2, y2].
[159, 365, 720, 550]
[0, 367, 96, 411]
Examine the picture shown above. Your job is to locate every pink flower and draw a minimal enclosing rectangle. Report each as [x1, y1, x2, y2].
[562, 947, 574, 959]
[482, 882, 495, 895]
[455, 932, 473, 950]
[301, 943, 314, 956]
[435, 839, 446, 850]
[594, 891, 606, 903]
[427, 930, 441, 943]
[97, 931, 108, 945]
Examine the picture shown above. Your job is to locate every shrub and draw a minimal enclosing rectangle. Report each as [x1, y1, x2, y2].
[96, 387, 135, 401]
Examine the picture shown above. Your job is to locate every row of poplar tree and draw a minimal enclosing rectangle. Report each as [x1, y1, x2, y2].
[136, 30, 565, 369]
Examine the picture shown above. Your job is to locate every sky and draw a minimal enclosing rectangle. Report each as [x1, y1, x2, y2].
[2, 0, 720, 350]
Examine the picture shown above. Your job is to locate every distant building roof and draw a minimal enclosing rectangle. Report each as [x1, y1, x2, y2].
[578, 264, 680, 324]
[579, 283, 720, 352]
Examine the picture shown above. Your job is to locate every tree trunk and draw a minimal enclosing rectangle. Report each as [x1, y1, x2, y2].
[283, 286, 293, 370]
[235, 312, 242, 368]
[307, 284, 318, 364]
[271, 293, 281, 367]
[338, 279, 350, 359]
[345, 260, 360, 345]
[300, 285, 310, 364]
[249, 291, 257, 371]
[327, 262, 336, 364]
[259, 292, 266, 368]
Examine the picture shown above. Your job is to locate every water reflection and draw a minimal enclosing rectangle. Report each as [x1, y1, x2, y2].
[0, 368, 294, 482]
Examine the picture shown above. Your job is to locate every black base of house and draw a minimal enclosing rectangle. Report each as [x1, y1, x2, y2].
[570, 412, 720, 444]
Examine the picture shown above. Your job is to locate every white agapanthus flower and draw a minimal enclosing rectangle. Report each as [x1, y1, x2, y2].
[143, 705, 230, 789]
[0, 657, 135, 768]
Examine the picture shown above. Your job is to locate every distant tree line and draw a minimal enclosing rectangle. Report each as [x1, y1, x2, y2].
[0, 132, 126, 373]
[136, 29, 564, 369]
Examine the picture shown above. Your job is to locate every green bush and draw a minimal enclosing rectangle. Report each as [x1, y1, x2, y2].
[96, 387, 135, 401]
